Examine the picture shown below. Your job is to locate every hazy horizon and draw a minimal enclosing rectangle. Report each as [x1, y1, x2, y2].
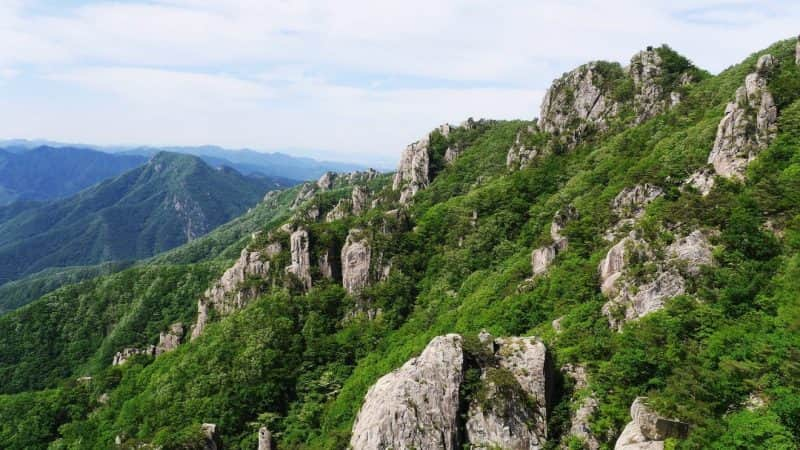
[1, 1, 798, 166]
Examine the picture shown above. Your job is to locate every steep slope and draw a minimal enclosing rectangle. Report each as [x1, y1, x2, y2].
[0, 146, 147, 205]
[1, 38, 800, 450]
[0, 152, 291, 286]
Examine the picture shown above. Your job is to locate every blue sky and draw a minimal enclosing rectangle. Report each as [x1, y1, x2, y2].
[0, 0, 798, 167]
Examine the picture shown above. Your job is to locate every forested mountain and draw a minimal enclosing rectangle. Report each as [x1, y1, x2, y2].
[0, 152, 292, 288]
[0, 146, 146, 205]
[1, 38, 800, 450]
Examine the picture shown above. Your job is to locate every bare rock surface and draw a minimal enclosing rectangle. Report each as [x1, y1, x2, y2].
[342, 229, 371, 295]
[613, 184, 663, 219]
[205, 248, 270, 315]
[350, 334, 464, 450]
[351, 185, 368, 215]
[684, 168, 715, 196]
[393, 139, 430, 204]
[258, 426, 272, 450]
[539, 62, 621, 148]
[507, 125, 539, 170]
[155, 323, 184, 355]
[615, 398, 688, 450]
[286, 228, 312, 290]
[708, 54, 777, 179]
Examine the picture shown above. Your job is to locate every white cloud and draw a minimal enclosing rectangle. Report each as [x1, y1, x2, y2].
[0, 0, 798, 164]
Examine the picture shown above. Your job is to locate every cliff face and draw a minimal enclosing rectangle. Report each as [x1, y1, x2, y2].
[707, 54, 778, 180]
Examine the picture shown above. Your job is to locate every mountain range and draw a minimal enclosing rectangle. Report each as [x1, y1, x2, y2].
[0, 152, 291, 287]
[0, 37, 799, 450]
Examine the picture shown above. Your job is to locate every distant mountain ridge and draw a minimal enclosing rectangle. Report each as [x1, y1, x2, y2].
[0, 152, 290, 286]
[0, 146, 147, 205]
[0, 139, 376, 181]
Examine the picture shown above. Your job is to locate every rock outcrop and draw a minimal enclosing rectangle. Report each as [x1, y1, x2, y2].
[317, 171, 335, 190]
[600, 230, 713, 330]
[350, 334, 464, 450]
[258, 426, 272, 450]
[393, 139, 430, 204]
[155, 323, 184, 355]
[627, 47, 694, 123]
[286, 228, 312, 290]
[539, 62, 622, 148]
[201, 423, 220, 450]
[325, 199, 349, 222]
[351, 333, 551, 450]
[615, 398, 688, 450]
[708, 54, 778, 179]
[613, 184, 664, 219]
[507, 125, 539, 170]
[531, 206, 577, 276]
[204, 248, 270, 315]
[561, 364, 599, 450]
[291, 183, 316, 209]
[342, 229, 371, 295]
[352, 186, 368, 215]
[112, 346, 155, 366]
[796, 35, 800, 65]
[684, 168, 715, 196]
[444, 145, 463, 165]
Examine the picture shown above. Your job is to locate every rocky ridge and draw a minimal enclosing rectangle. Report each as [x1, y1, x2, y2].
[706, 54, 778, 180]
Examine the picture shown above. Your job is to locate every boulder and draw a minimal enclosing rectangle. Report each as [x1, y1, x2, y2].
[539, 62, 622, 148]
[350, 334, 464, 450]
[286, 228, 312, 290]
[615, 398, 688, 449]
[342, 229, 371, 295]
[708, 54, 777, 179]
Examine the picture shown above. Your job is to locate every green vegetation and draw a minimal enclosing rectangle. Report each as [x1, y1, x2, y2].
[1, 38, 800, 450]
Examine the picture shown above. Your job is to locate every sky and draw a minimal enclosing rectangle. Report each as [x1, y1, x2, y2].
[0, 1, 798, 167]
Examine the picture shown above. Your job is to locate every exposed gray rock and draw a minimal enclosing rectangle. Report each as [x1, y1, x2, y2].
[265, 242, 282, 258]
[319, 250, 333, 279]
[286, 228, 312, 290]
[603, 271, 686, 331]
[393, 138, 430, 204]
[465, 374, 543, 450]
[796, 35, 800, 65]
[291, 183, 316, 209]
[350, 334, 464, 450]
[191, 299, 209, 340]
[539, 62, 621, 148]
[262, 190, 280, 203]
[708, 54, 777, 179]
[627, 48, 692, 123]
[258, 426, 272, 450]
[112, 346, 155, 366]
[204, 248, 270, 315]
[346, 168, 380, 184]
[613, 184, 664, 219]
[352, 186, 368, 215]
[598, 235, 636, 297]
[507, 126, 539, 170]
[615, 398, 688, 450]
[444, 145, 463, 165]
[494, 337, 550, 428]
[317, 171, 336, 190]
[325, 199, 349, 222]
[551, 205, 578, 242]
[666, 230, 713, 275]
[201, 423, 219, 450]
[532, 246, 557, 276]
[684, 168, 715, 196]
[155, 323, 184, 356]
[342, 229, 371, 295]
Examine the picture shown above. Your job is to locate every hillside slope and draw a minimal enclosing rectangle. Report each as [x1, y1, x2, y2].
[0, 146, 147, 205]
[1, 39, 800, 450]
[0, 152, 291, 287]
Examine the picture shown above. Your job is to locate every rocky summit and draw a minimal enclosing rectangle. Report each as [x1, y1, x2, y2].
[1, 36, 800, 450]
